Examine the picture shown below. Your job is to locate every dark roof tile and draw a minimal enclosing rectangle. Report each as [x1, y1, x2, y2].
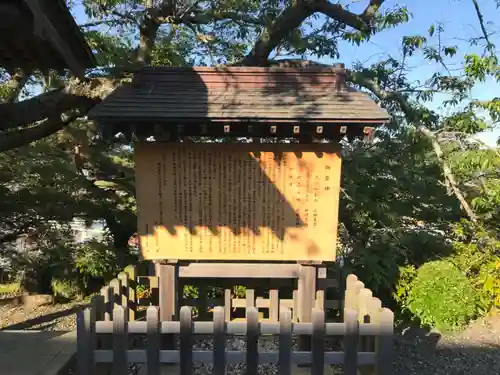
[88, 67, 390, 125]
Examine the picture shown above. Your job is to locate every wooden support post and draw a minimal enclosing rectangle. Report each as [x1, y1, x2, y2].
[315, 265, 327, 310]
[155, 261, 178, 353]
[224, 289, 232, 322]
[297, 264, 316, 363]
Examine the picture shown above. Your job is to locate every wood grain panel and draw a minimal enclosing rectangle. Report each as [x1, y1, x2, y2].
[135, 143, 341, 261]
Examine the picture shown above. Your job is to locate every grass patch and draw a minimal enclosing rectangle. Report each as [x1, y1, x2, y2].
[0, 282, 22, 295]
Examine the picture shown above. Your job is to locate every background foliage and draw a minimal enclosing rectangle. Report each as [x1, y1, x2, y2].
[0, 0, 499, 330]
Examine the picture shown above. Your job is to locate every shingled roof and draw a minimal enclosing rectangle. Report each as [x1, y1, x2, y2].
[88, 65, 390, 139]
[0, 0, 95, 75]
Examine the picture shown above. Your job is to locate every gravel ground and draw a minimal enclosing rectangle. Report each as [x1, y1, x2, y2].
[393, 317, 500, 375]
[2, 299, 500, 374]
[0, 297, 80, 331]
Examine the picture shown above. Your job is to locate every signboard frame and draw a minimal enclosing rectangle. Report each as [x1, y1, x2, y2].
[135, 142, 342, 262]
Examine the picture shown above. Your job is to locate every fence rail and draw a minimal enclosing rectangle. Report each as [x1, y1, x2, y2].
[79, 271, 394, 375]
[99, 264, 343, 322]
[77, 305, 394, 375]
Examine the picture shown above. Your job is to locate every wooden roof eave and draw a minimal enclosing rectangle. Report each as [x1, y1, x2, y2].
[92, 117, 390, 125]
[25, 0, 92, 77]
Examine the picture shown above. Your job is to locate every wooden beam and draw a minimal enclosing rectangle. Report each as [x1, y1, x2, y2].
[178, 263, 301, 279]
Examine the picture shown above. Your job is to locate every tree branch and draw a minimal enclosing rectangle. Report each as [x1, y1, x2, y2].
[2, 70, 30, 104]
[471, 0, 494, 52]
[0, 78, 117, 131]
[241, 1, 315, 66]
[417, 125, 478, 222]
[79, 18, 130, 28]
[241, 0, 385, 66]
[0, 100, 97, 153]
[314, 0, 384, 32]
[165, 10, 265, 26]
[270, 58, 480, 223]
[135, 0, 173, 64]
[97, 4, 140, 26]
[345, 69, 478, 223]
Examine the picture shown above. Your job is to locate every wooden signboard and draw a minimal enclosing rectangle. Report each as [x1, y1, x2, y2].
[135, 142, 342, 261]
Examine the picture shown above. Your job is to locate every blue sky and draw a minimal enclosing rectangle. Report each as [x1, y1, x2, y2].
[72, 0, 500, 145]
[326, 0, 500, 145]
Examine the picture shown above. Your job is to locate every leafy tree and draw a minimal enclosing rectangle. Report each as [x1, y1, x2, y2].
[0, 0, 499, 319]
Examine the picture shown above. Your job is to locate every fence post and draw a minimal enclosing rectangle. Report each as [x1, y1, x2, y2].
[101, 286, 113, 321]
[77, 308, 96, 375]
[156, 262, 178, 350]
[125, 265, 137, 321]
[269, 289, 279, 321]
[311, 308, 325, 375]
[297, 265, 316, 356]
[224, 289, 232, 322]
[246, 288, 255, 312]
[315, 265, 327, 310]
[375, 308, 394, 375]
[112, 306, 128, 375]
[147, 306, 160, 375]
[213, 306, 226, 375]
[292, 289, 298, 322]
[357, 288, 373, 354]
[279, 308, 292, 375]
[344, 274, 358, 311]
[118, 272, 129, 321]
[345, 277, 364, 312]
[109, 279, 122, 312]
[343, 308, 359, 375]
[92, 295, 105, 322]
[180, 306, 193, 375]
[246, 307, 259, 375]
[367, 297, 382, 352]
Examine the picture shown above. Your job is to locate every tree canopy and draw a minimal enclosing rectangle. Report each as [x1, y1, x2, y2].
[0, 0, 499, 322]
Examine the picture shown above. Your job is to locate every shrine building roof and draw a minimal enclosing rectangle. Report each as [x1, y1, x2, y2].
[0, 0, 95, 76]
[88, 65, 390, 140]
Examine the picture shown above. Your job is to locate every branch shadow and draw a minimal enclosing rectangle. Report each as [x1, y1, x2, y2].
[393, 324, 500, 374]
[137, 142, 340, 260]
[0, 304, 85, 331]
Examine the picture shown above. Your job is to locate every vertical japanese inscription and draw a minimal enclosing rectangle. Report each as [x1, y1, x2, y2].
[137, 144, 340, 261]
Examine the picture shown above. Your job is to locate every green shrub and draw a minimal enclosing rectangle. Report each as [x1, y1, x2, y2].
[406, 260, 478, 331]
[394, 265, 417, 306]
[0, 282, 22, 295]
[51, 279, 82, 300]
